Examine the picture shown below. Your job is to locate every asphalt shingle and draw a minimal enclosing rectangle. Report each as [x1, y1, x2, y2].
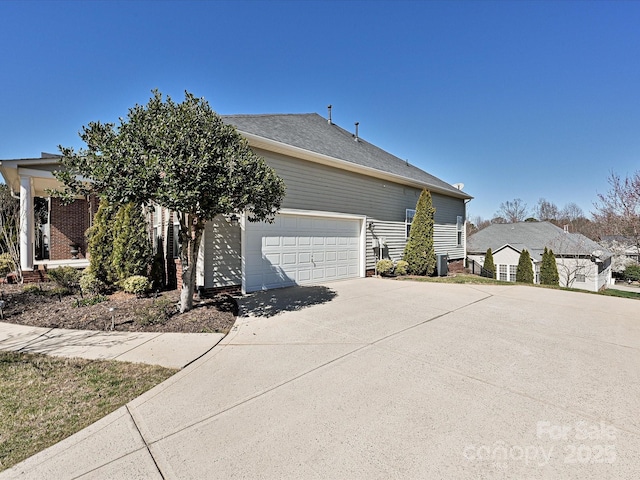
[223, 113, 471, 199]
[468, 222, 611, 260]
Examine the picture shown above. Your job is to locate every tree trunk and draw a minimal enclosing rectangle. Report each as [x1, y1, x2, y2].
[178, 214, 205, 313]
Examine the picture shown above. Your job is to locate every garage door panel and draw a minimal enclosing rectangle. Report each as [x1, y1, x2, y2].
[282, 236, 296, 246]
[298, 237, 312, 246]
[244, 214, 361, 292]
[298, 269, 312, 282]
[298, 252, 312, 263]
[264, 253, 281, 266]
[282, 253, 297, 265]
[325, 267, 337, 278]
[264, 236, 281, 247]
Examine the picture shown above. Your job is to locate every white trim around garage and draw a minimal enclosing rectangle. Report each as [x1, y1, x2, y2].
[241, 208, 367, 294]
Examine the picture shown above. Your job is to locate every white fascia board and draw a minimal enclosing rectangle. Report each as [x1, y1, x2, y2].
[239, 131, 472, 200]
[493, 243, 520, 255]
[17, 167, 57, 179]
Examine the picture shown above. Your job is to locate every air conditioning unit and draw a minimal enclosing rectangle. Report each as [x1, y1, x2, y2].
[437, 254, 448, 277]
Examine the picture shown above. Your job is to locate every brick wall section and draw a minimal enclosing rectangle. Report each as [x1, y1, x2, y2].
[49, 198, 91, 260]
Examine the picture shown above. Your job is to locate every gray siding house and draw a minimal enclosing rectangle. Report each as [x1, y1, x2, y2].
[467, 222, 612, 292]
[2, 113, 471, 292]
[197, 113, 472, 293]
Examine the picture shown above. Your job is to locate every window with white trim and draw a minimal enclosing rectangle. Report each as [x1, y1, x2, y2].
[405, 209, 415, 238]
[499, 264, 508, 281]
[509, 265, 517, 282]
[575, 273, 586, 283]
[457, 216, 463, 247]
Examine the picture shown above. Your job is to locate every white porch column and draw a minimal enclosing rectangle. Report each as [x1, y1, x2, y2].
[19, 175, 34, 271]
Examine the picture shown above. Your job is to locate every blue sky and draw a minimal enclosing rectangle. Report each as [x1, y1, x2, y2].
[1, 0, 638, 220]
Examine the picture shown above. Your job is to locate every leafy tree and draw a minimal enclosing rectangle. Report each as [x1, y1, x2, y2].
[540, 247, 559, 286]
[55, 90, 286, 312]
[403, 189, 436, 276]
[483, 248, 495, 278]
[516, 249, 534, 283]
[86, 198, 117, 284]
[111, 202, 152, 282]
[495, 198, 529, 223]
[624, 264, 640, 282]
[0, 184, 21, 282]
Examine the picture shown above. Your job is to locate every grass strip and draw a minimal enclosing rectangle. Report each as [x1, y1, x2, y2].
[0, 352, 176, 471]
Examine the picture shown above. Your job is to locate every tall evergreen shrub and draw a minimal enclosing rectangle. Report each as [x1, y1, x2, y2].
[516, 249, 534, 283]
[540, 247, 559, 286]
[86, 198, 116, 284]
[403, 189, 436, 276]
[111, 202, 152, 282]
[483, 248, 496, 279]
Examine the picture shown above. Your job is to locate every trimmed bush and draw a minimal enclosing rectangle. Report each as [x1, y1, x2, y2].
[86, 198, 117, 284]
[47, 267, 81, 292]
[516, 249, 534, 283]
[121, 275, 151, 296]
[79, 270, 107, 296]
[22, 284, 43, 295]
[0, 252, 15, 277]
[624, 264, 640, 282]
[403, 189, 436, 276]
[111, 202, 152, 282]
[483, 248, 495, 279]
[540, 247, 559, 286]
[376, 259, 394, 276]
[395, 260, 409, 276]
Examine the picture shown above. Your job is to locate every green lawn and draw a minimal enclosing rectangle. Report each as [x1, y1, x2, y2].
[397, 274, 640, 300]
[0, 352, 176, 472]
[600, 288, 640, 300]
[396, 274, 512, 285]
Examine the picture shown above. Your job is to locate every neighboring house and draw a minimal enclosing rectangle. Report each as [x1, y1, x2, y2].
[1, 112, 472, 292]
[467, 222, 612, 292]
[600, 235, 640, 276]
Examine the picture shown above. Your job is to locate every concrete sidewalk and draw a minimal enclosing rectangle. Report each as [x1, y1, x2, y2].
[2, 278, 639, 479]
[0, 322, 225, 369]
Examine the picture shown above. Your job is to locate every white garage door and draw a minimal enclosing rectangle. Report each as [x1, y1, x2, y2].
[244, 213, 361, 292]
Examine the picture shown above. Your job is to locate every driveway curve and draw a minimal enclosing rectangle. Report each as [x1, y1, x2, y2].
[3, 278, 639, 479]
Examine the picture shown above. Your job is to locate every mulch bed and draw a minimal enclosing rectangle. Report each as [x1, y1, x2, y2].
[0, 283, 238, 334]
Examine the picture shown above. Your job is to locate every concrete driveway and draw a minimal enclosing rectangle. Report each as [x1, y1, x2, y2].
[3, 278, 640, 479]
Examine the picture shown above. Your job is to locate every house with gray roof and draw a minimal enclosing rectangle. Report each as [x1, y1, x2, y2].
[467, 221, 612, 292]
[1, 112, 472, 292]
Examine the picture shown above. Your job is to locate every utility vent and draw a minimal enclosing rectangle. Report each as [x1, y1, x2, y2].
[354, 122, 359, 141]
[327, 105, 332, 124]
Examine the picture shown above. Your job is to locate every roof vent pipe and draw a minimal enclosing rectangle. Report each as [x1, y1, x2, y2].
[354, 122, 359, 141]
[327, 105, 332, 124]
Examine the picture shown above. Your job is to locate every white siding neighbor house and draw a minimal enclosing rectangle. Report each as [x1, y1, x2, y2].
[1, 112, 472, 292]
[467, 222, 612, 292]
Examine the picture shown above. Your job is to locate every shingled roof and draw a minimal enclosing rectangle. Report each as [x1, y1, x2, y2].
[467, 222, 611, 261]
[223, 113, 471, 199]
